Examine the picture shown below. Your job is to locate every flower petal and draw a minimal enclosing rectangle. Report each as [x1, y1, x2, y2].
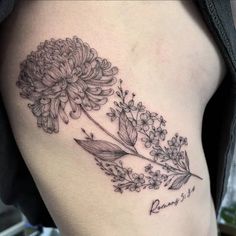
[37, 116, 42, 127]
[52, 98, 60, 118]
[29, 103, 42, 117]
[81, 62, 92, 79]
[90, 100, 100, 110]
[86, 77, 117, 86]
[86, 87, 102, 95]
[58, 104, 69, 124]
[73, 48, 83, 66]
[100, 88, 114, 96]
[33, 81, 46, 92]
[68, 96, 77, 112]
[42, 75, 56, 87]
[53, 117, 59, 133]
[88, 95, 108, 105]
[47, 66, 63, 81]
[87, 48, 98, 62]
[140, 113, 147, 120]
[59, 93, 68, 103]
[69, 105, 81, 119]
[145, 142, 151, 148]
[82, 96, 92, 110]
[143, 124, 150, 131]
[103, 67, 119, 76]
[74, 97, 82, 104]
[81, 43, 90, 64]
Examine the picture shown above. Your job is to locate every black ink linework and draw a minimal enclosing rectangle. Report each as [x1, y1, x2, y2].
[17, 36, 118, 133]
[149, 186, 195, 215]
[16, 36, 202, 195]
[74, 79, 202, 192]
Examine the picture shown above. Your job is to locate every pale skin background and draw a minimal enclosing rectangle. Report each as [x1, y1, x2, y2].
[0, 1, 226, 236]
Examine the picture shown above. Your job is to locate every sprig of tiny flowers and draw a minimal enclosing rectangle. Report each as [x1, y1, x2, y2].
[75, 79, 202, 193]
[95, 159, 168, 193]
[107, 79, 188, 172]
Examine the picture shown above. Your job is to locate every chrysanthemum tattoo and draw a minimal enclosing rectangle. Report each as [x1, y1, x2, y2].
[16, 36, 202, 200]
[17, 37, 118, 133]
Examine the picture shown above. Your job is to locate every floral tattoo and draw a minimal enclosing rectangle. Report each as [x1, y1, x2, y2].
[16, 36, 202, 197]
[17, 36, 118, 133]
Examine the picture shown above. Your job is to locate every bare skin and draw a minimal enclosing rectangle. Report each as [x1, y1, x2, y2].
[0, 1, 225, 236]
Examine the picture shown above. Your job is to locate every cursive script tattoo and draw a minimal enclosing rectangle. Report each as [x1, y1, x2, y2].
[16, 36, 202, 212]
[150, 186, 195, 215]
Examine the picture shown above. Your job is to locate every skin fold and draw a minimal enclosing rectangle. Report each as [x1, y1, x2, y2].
[0, 1, 225, 236]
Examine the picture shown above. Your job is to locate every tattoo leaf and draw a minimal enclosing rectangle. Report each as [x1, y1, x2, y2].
[74, 139, 128, 161]
[118, 111, 138, 146]
[184, 151, 190, 171]
[168, 174, 191, 190]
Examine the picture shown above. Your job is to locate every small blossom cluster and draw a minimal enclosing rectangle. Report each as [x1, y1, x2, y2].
[106, 79, 168, 147]
[95, 159, 169, 193]
[150, 133, 188, 164]
[106, 80, 189, 175]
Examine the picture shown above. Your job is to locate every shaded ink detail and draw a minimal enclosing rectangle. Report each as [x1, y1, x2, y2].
[75, 139, 128, 161]
[118, 110, 138, 146]
[95, 159, 168, 193]
[75, 79, 202, 192]
[16, 36, 118, 133]
[17, 36, 202, 195]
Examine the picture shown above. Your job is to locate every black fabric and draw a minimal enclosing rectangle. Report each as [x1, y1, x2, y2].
[0, 0, 16, 23]
[0, 98, 55, 227]
[0, 0, 236, 227]
[196, 0, 236, 213]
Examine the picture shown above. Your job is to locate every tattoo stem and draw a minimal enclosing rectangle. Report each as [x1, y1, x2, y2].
[81, 106, 136, 153]
[129, 152, 202, 180]
[81, 106, 203, 181]
[130, 152, 182, 173]
[190, 173, 203, 180]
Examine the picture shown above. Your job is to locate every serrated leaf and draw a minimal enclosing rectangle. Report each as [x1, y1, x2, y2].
[168, 174, 191, 190]
[74, 139, 128, 161]
[118, 111, 138, 146]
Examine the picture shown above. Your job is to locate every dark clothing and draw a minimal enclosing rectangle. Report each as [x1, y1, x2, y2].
[0, 0, 235, 227]
[196, 0, 236, 211]
[0, 99, 55, 227]
[0, 0, 15, 23]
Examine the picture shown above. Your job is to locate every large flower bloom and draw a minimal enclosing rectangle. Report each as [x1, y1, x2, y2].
[17, 36, 118, 133]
